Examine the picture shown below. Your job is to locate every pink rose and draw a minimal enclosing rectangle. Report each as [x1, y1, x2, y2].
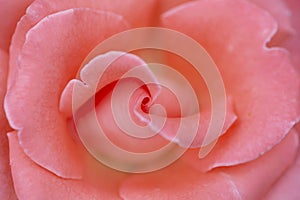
[1, 0, 299, 199]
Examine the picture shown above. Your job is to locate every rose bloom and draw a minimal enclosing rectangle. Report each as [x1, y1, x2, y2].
[1, 0, 300, 199]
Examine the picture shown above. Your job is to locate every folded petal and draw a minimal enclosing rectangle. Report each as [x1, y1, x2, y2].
[5, 8, 129, 179]
[161, 0, 300, 169]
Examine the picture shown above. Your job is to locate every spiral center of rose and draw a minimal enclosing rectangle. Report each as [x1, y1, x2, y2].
[57, 28, 229, 173]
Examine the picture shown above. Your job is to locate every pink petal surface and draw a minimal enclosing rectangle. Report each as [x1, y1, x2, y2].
[120, 129, 298, 199]
[0, 0, 33, 51]
[220, 129, 299, 200]
[161, 0, 300, 170]
[296, 123, 300, 133]
[0, 50, 9, 131]
[250, 0, 294, 45]
[158, 0, 192, 13]
[8, 132, 123, 200]
[264, 144, 300, 199]
[0, 50, 17, 200]
[119, 160, 242, 200]
[283, 0, 300, 71]
[158, 0, 300, 69]
[8, 0, 157, 88]
[156, 96, 237, 148]
[60, 51, 159, 118]
[5, 8, 129, 179]
[150, 49, 237, 149]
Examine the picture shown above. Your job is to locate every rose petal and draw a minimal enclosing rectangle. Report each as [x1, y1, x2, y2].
[86, 78, 170, 154]
[65, 51, 177, 174]
[0, 0, 33, 51]
[161, 0, 300, 169]
[152, 95, 237, 148]
[0, 134, 17, 200]
[250, 0, 295, 45]
[5, 8, 129, 179]
[181, 129, 298, 199]
[141, 50, 236, 149]
[263, 128, 300, 200]
[119, 160, 242, 200]
[220, 129, 299, 199]
[0, 50, 17, 199]
[264, 155, 300, 199]
[118, 127, 299, 199]
[0, 50, 9, 131]
[296, 122, 300, 133]
[8, 0, 157, 88]
[61, 51, 168, 155]
[158, 0, 192, 13]
[282, 0, 300, 71]
[8, 132, 123, 200]
[60, 51, 159, 118]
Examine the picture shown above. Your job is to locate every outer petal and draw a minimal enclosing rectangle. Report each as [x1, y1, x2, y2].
[161, 0, 300, 169]
[5, 8, 129, 179]
[220, 130, 299, 200]
[263, 128, 300, 200]
[8, 132, 122, 200]
[8, 0, 157, 87]
[0, 0, 33, 51]
[0, 50, 17, 199]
